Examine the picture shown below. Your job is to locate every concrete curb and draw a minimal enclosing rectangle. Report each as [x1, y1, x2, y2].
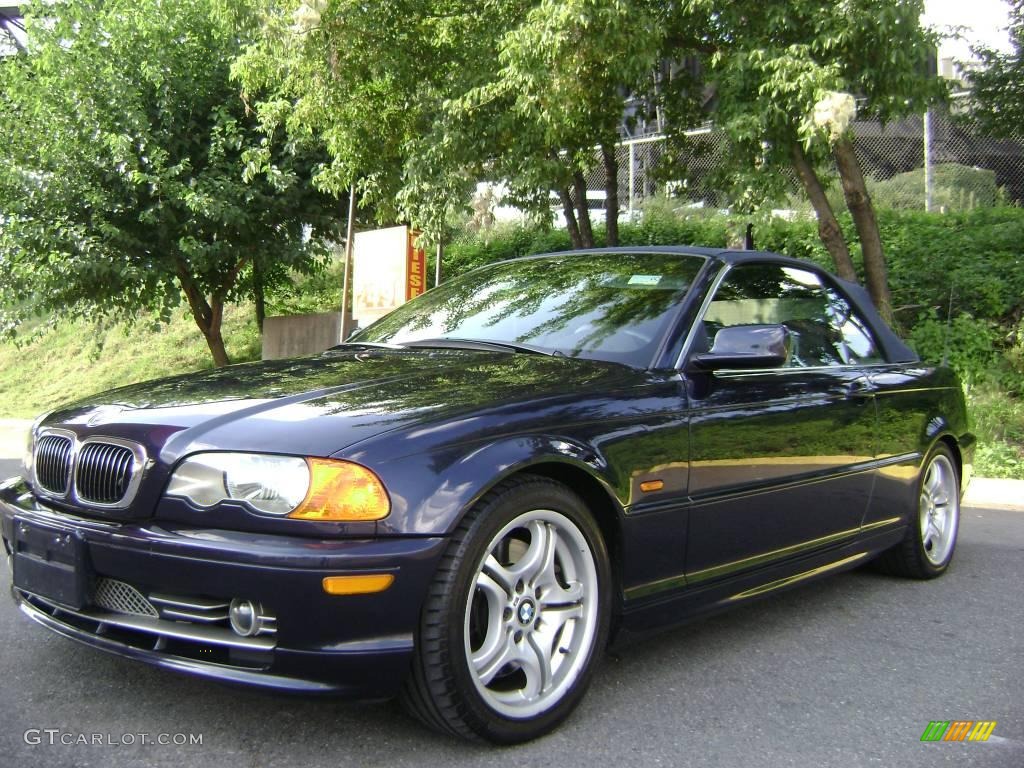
[963, 478, 1024, 512]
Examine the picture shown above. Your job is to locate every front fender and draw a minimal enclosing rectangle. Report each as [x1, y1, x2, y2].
[356, 435, 625, 536]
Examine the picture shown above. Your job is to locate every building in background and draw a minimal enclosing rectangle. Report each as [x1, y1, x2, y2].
[0, 4, 24, 55]
[924, 0, 1013, 81]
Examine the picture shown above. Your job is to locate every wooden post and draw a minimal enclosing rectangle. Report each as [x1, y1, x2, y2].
[341, 187, 356, 340]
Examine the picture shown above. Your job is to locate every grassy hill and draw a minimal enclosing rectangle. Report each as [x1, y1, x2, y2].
[0, 306, 261, 419]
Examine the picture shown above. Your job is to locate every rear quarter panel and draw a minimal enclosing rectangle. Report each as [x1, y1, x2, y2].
[864, 364, 974, 527]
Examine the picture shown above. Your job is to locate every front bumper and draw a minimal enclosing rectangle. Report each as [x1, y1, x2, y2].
[1, 480, 445, 698]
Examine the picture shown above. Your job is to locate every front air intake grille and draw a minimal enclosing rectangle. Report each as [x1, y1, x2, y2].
[35, 434, 73, 494]
[19, 588, 277, 671]
[93, 578, 159, 618]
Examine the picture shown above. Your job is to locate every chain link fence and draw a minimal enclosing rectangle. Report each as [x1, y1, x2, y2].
[613, 104, 1024, 216]
[454, 96, 1024, 250]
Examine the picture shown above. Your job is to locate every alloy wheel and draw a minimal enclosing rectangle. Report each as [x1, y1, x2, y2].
[463, 508, 599, 719]
[919, 454, 959, 566]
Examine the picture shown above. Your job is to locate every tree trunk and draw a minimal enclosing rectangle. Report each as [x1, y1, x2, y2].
[559, 187, 583, 249]
[203, 296, 230, 367]
[833, 137, 893, 323]
[572, 170, 594, 248]
[253, 259, 266, 335]
[176, 262, 232, 367]
[790, 143, 858, 283]
[601, 143, 620, 247]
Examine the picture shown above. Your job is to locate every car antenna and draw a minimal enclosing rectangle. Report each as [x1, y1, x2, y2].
[744, 223, 754, 250]
[941, 282, 955, 367]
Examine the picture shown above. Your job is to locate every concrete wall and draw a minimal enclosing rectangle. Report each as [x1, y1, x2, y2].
[262, 312, 349, 360]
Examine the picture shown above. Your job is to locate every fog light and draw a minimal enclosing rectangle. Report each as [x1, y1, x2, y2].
[228, 599, 263, 637]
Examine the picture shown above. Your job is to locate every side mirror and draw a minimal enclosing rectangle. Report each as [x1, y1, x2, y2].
[689, 324, 790, 371]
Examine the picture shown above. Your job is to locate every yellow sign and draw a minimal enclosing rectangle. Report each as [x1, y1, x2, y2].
[353, 226, 427, 325]
[406, 229, 426, 300]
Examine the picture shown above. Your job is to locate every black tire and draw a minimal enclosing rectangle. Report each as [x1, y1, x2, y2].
[876, 443, 960, 579]
[401, 474, 612, 744]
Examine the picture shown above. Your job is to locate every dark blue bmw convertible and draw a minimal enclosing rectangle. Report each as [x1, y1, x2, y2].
[1, 247, 972, 742]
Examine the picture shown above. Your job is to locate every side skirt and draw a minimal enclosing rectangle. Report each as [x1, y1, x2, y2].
[615, 526, 906, 639]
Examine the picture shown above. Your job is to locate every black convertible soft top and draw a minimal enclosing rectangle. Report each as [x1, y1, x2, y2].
[710, 248, 919, 365]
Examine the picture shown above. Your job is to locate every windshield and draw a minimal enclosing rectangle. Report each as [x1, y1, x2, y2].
[351, 252, 706, 367]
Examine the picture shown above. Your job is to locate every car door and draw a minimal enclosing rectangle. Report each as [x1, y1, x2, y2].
[682, 262, 883, 583]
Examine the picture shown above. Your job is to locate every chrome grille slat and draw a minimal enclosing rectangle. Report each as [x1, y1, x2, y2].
[91, 611, 276, 650]
[95, 444, 108, 501]
[158, 607, 230, 623]
[111, 446, 125, 500]
[106, 446, 119, 501]
[148, 594, 231, 611]
[116, 451, 132, 501]
[105, 444, 118, 501]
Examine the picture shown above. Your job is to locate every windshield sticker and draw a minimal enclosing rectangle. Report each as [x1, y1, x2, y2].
[627, 274, 662, 286]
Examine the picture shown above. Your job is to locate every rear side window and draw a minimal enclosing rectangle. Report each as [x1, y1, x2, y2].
[700, 264, 884, 368]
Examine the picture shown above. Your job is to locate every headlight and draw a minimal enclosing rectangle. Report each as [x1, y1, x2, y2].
[165, 452, 390, 521]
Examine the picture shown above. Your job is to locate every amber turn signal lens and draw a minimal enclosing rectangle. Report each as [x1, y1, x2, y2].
[639, 479, 664, 493]
[322, 574, 395, 595]
[287, 458, 390, 521]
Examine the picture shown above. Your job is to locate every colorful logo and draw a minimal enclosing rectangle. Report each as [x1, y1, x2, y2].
[921, 721, 997, 742]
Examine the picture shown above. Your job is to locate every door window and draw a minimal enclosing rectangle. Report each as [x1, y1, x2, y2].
[699, 264, 883, 368]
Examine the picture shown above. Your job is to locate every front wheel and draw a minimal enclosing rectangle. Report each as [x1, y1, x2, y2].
[402, 475, 611, 743]
[878, 444, 960, 579]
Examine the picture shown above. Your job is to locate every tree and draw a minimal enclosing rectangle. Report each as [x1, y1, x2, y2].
[231, 0, 492, 243]
[660, 1, 945, 322]
[234, 1, 671, 248]
[0, 0, 336, 366]
[968, 0, 1024, 139]
[463, 0, 664, 247]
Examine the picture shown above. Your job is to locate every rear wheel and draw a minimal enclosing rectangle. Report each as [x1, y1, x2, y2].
[402, 475, 611, 743]
[878, 444, 960, 579]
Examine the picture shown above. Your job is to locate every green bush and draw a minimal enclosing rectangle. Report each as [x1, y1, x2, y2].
[445, 225, 574, 277]
[446, 207, 836, 277]
[907, 312, 1004, 390]
[968, 387, 1024, 479]
[881, 208, 1024, 326]
[265, 259, 345, 316]
[788, 164, 1002, 216]
[869, 163, 1001, 212]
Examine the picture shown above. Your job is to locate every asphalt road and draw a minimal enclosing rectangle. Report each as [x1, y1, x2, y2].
[0, 456, 1021, 768]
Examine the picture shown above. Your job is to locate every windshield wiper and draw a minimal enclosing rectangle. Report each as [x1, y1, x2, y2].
[324, 341, 407, 354]
[401, 338, 560, 356]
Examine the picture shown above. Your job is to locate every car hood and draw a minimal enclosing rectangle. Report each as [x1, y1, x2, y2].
[42, 349, 635, 464]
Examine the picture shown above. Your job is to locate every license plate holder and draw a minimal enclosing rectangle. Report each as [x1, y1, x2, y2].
[12, 518, 90, 610]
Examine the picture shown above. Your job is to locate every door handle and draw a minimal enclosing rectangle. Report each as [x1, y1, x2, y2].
[845, 377, 875, 397]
